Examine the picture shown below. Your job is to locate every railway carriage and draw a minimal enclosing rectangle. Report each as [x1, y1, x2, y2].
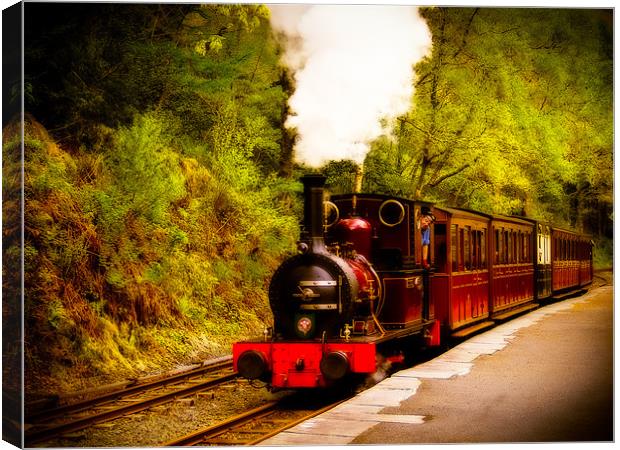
[430, 207, 493, 338]
[488, 215, 536, 320]
[551, 228, 593, 293]
[578, 235, 594, 287]
[233, 174, 593, 389]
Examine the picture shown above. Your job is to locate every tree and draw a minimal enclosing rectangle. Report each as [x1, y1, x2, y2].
[364, 7, 612, 233]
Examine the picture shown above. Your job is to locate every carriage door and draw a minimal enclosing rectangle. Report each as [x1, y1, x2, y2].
[537, 225, 552, 299]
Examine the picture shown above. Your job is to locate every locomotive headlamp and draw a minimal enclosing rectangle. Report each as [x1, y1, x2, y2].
[320, 351, 350, 381]
[296, 315, 314, 338]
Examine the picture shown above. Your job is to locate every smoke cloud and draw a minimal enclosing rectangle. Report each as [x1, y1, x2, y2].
[269, 5, 432, 167]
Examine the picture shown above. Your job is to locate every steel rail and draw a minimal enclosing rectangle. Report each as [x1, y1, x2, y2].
[25, 369, 237, 446]
[162, 398, 348, 446]
[245, 399, 348, 445]
[27, 360, 233, 424]
[161, 401, 280, 446]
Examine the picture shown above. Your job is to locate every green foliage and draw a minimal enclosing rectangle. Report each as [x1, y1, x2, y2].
[355, 8, 612, 235]
[322, 160, 360, 195]
[103, 113, 186, 223]
[21, 4, 300, 389]
[592, 237, 613, 270]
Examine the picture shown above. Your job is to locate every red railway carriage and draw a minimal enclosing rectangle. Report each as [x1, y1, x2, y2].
[430, 207, 493, 337]
[488, 215, 536, 319]
[429, 208, 538, 339]
[551, 227, 593, 292]
[577, 235, 594, 287]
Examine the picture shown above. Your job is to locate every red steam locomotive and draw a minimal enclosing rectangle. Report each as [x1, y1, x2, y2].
[233, 174, 593, 389]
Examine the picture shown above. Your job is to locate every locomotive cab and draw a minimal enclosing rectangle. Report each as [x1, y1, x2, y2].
[327, 194, 435, 329]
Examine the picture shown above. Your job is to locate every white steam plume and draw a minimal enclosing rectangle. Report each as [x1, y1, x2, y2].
[269, 5, 432, 167]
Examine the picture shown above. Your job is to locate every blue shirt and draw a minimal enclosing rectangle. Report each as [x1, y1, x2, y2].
[422, 227, 430, 246]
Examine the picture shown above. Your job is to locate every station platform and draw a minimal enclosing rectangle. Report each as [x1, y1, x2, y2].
[260, 281, 613, 444]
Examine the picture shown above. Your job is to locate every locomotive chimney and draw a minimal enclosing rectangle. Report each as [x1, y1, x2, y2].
[352, 164, 364, 215]
[354, 164, 363, 194]
[301, 174, 327, 253]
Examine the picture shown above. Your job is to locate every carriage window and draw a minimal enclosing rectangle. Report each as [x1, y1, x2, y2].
[564, 239, 568, 260]
[464, 226, 471, 270]
[515, 232, 519, 263]
[472, 230, 477, 269]
[524, 232, 530, 262]
[451, 224, 458, 272]
[434, 223, 448, 272]
[480, 229, 486, 269]
[562, 239, 566, 260]
[472, 230, 480, 269]
[513, 231, 518, 263]
[459, 228, 465, 271]
[514, 231, 523, 264]
[495, 229, 501, 265]
[504, 231, 512, 264]
[524, 232, 528, 262]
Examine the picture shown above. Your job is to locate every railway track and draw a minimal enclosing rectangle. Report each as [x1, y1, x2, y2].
[163, 397, 347, 446]
[25, 360, 237, 446]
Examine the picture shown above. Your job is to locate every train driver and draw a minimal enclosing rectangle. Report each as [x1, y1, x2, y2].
[421, 212, 435, 270]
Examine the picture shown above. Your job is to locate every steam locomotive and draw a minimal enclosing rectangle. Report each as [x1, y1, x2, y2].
[233, 174, 593, 389]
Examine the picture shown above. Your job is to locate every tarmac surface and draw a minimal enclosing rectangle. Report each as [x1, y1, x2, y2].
[260, 281, 613, 445]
